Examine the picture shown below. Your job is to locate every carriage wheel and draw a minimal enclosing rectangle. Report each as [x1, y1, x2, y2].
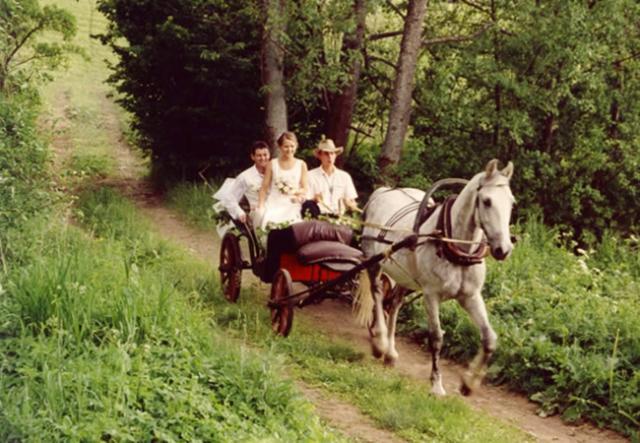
[270, 269, 294, 337]
[219, 233, 242, 303]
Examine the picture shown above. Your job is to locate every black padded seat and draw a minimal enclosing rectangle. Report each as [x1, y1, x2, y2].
[263, 221, 358, 281]
[297, 241, 363, 272]
[290, 220, 353, 247]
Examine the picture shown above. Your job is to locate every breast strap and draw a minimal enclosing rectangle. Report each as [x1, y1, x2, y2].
[435, 195, 488, 266]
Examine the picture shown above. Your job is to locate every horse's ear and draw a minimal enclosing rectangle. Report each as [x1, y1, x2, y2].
[485, 159, 499, 178]
[501, 161, 514, 179]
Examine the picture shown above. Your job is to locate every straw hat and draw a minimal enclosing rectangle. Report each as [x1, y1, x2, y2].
[314, 138, 344, 158]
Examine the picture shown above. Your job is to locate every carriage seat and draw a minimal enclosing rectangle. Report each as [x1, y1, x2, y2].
[290, 220, 354, 247]
[296, 241, 363, 272]
[263, 220, 359, 281]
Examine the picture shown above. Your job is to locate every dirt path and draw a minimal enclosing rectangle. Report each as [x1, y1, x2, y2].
[53, 91, 628, 443]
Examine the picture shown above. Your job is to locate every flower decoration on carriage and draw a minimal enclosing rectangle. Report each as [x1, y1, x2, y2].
[275, 178, 298, 196]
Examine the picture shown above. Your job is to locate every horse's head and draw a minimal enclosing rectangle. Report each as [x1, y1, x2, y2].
[476, 159, 515, 261]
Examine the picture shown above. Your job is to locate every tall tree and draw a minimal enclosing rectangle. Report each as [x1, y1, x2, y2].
[325, 0, 367, 149]
[261, 0, 288, 151]
[378, 0, 428, 176]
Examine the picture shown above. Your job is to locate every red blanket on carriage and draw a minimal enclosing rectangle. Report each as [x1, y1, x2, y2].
[262, 221, 363, 283]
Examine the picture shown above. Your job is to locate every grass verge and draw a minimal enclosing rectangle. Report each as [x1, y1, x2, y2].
[0, 188, 348, 442]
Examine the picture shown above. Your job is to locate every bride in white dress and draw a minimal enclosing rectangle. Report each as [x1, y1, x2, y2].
[257, 131, 308, 229]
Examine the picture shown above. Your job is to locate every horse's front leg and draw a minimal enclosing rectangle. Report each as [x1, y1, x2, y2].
[424, 292, 446, 396]
[367, 264, 389, 358]
[458, 293, 497, 396]
[383, 287, 408, 366]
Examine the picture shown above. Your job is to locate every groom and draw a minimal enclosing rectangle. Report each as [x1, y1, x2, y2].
[218, 140, 271, 225]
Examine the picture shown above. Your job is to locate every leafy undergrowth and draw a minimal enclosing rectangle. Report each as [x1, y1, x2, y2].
[0, 188, 346, 442]
[401, 219, 640, 439]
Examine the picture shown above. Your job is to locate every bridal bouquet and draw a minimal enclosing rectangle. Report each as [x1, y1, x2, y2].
[275, 178, 298, 196]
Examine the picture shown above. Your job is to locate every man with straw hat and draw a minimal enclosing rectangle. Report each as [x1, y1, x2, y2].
[305, 137, 359, 217]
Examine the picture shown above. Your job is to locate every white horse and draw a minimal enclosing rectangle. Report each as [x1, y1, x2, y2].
[358, 159, 515, 396]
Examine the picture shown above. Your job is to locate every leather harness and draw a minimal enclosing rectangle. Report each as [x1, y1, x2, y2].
[362, 182, 489, 267]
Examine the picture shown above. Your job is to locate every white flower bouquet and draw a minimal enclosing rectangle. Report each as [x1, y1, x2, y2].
[275, 178, 298, 196]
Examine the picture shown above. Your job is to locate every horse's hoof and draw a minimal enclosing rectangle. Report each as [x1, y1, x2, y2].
[383, 355, 397, 367]
[371, 335, 389, 356]
[460, 371, 480, 396]
[431, 384, 446, 397]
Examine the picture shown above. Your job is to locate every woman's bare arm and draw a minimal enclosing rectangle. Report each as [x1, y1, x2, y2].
[298, 161, 308, 201]
[258, 162, 272, 209]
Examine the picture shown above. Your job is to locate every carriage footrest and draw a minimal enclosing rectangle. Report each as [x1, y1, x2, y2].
[297, 241, 363, 272]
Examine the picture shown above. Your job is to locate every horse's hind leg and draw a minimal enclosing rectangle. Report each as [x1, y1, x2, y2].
[424, 292, 446, 396]
[458, 293, 497, 396]
[367, 264, 389, 358]
[383, 287, 408, 366]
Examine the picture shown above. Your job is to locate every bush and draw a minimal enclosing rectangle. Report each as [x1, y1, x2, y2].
[0, 93, 53, 242]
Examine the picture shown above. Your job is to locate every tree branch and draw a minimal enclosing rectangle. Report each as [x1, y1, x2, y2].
[385, 0, 406, 20]
[368, 30, 403, 42]
[10, 54, 50, 69]
[349, 124, 374, 139]
[367, 54, 397, 71]
[459, 0, 492, 16]
[422, 21, 493, 47]
[5, 21, 45, 69]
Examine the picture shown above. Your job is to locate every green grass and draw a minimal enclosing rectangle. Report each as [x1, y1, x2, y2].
[165, 182, 218, 230]
[211, 291, 529, 443]
[1, 189, 349, 442]
[1, 1, 350, 440]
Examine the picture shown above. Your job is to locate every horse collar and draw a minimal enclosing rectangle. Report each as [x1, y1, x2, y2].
[436, 195, 488, 266]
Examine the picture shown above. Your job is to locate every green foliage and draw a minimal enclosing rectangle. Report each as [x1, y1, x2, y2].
[0, 0, 81, 93]
[1, 189, 345, 442]
[0, 92, 53, 241]
[412, 0, 640, 243]
[403, 218, 640, 438]
[96, 0, 265, 182]
[165, 181, 217, 230]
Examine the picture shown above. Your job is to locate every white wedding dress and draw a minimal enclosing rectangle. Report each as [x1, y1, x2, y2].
[259, 158, 303, 229]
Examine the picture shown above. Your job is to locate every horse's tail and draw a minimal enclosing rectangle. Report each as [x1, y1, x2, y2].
[352, 270, 374, 327]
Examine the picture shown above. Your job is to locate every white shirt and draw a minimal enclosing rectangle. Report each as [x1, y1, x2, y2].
[220, 165, 264, 220]
[307, 166, 357, 215]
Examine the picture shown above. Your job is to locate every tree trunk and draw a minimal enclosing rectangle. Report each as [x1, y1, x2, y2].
[379, 0, 428, 177]
[326, 0, 367, 151]
[261, 0, 288, 152]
